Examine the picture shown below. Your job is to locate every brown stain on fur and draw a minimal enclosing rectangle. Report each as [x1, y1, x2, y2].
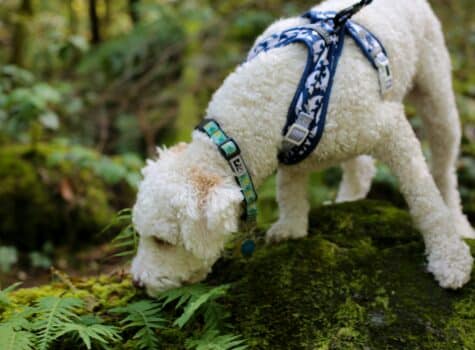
[169, 142, 188, 154]
[189, 166, 222, 207]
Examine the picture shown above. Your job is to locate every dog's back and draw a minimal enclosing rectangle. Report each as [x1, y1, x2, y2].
[258, 0, 444, 102]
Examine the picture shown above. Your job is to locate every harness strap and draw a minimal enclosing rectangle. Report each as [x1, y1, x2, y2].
[248, 5, 392, 165]
[196, 119, 258, 222]
[345, 21, 393, 96]
[333, 0, 373, 27]
[248, 15, 346, 165]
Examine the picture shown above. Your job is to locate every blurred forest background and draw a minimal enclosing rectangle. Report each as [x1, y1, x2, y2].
[0, 0, 473, 287]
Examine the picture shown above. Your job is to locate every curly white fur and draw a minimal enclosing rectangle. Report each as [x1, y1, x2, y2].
[131, 0, 474, 294]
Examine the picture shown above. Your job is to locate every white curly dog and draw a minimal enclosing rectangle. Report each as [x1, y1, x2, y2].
[131, 0, 474, 295]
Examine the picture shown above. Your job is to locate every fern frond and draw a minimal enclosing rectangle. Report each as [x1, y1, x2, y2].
[0, 282, 22, 308]
[159, 284, 210, 309]
[1, 309, 34, 331]
[101, 208, 132, 234]
[185, 329, 248, 350]
[0, 325, 35, 350]
[202, 302, 230, 331]
[111, 224, 139, 257]
[103, 209, 139, 258]
[111, 300, 167, 350]
[31, 296, 84, 350]
[54, 322, 122, 350]
[173, 285, 230, 329]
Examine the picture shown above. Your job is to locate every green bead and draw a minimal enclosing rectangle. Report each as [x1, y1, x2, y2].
[212, 130, 227, 144]
[238, 174, 251, 187]
[204, 121, 219, 135]
[221, 140, 238, 156]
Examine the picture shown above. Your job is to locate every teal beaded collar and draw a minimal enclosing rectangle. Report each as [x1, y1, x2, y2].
[196, 119, 258, 223]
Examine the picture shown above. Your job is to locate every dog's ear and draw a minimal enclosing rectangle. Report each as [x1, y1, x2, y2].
[188, 166, 242, 233]
[180, 167, 242, 262]
[205, 183, 243, 234]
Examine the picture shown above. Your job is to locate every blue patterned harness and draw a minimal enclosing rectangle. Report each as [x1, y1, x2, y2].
[247, 8, 392, 165]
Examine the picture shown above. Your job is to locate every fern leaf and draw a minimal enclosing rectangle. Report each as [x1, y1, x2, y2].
[31, 296, 84, 350]
[174, 285, 229, 329]
[0, 325, 35, 350]
[0, 282, 22, 307]
[100, 208, 132, 234]
[185, 329, 248, 350]
[111, 224, 139, 257]
[203, 302, 230, 331]
[111, 300, 167, 350]
[158, 283, 215, 309]
[54, 322, 122, 350]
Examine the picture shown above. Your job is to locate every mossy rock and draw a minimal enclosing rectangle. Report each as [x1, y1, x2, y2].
[0, 144, 136, 251]
[4, 200, 475, 349]
[216, 200, 475, 349]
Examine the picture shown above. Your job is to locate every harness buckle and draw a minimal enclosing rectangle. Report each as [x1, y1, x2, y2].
[374, 52, 392, 97]
[284, 123, 310, 147]
[283, 111, 314, 147]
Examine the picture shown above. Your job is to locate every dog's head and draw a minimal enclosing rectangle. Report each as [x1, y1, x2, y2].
[130, 143, 243, 295]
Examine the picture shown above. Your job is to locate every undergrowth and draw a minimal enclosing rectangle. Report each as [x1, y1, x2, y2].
[0, 209, 248, 349]
[0, 281, 247, 350]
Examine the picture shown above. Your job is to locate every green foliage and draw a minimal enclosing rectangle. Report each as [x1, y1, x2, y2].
[0, 143, 119, 250]
[162, 284, 230, 329]
[186, 329, 248, 350]
[32, 296, 85, 350]
[0, 246, 18, 273]
[0, 325, 35, 350]
[0, 66, 63, 144]
[0, 294, 121, 350]
[158, 284, 248, 350]
[53, 321, 121, 350]
[103, 208, 139, 258]
[111, 300, 166, 350]
[78, 5, 184, 82]
[0, 282, 22, 308]
[1, 276, 246, 350]
[47, 145, 143, 187]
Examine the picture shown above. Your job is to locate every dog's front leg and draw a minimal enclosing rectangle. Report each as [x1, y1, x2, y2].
[267, 166, 309, 243]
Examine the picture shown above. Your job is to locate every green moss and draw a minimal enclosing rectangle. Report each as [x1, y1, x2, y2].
[212, 201, 475, 349]
[0, 143, 134, 250]
[5, 200, 475, 349]
[1, 275, 135, 320]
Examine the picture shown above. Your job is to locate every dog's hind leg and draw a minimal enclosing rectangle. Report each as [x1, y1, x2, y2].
[372, 102, 472, 289]
[408, 20, 474, 238]
[266, 166, 310, 243]
[336, 155, 376, 203]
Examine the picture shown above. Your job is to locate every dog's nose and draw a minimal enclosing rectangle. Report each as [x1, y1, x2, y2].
[133, 277, 144, 289]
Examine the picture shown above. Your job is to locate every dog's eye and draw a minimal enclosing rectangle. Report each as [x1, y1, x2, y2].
[153, 237, 172, 247]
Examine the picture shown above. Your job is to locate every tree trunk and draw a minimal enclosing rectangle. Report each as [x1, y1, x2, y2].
[10, 0, 34, 67]
[103, 0, 112, 36]
[128, 0, 140, 25]
[88, 0, 101, 44]
[67, 0, 79, 34]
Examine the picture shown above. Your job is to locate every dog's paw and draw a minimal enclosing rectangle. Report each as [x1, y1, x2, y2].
[427, 238, 473, 289]
[266, 220, 308, 244]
